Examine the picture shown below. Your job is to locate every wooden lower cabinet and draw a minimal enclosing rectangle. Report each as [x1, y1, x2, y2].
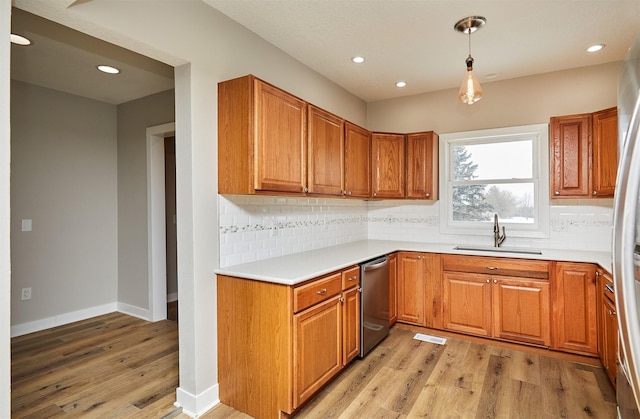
[597, 268, 618, 386]
[492, 277, 550, 346]
[293, 296, 342, 408]
[388, 253, 398, 325]
[443, 272, 492, 337]
[552, 262, 597, 355]
[396, 252, 441, 327]
[218, 266, 361, 419]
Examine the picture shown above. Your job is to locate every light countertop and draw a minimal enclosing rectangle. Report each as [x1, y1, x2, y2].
[214, 240, 612, 286]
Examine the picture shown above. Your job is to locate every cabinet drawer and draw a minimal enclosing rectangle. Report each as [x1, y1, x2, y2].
[341, 266, 360, 290]
[294, 272, 342, 313]
[442, 255, 549, 279]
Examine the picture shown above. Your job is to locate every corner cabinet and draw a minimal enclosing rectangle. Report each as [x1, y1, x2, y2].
[371, 133, 405, 198]
[218, 266, 361, 419]
[549, 107, 617, 198]
[552, 262, 597, 355]
[406, 132, 439, 200]
[218, 75, 307, 194]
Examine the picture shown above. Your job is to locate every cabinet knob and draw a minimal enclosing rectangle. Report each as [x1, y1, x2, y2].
[554, 191, 560, 196]
[493, 279, 498, 284]
[348, 191, 352, 196]
[609, 309, 617, 316]
[339, 296, 345, 303]
[486, 266, 498, 270]
[373, 192, 377, 197]
[417, 256, 422, 259]
[349, 276, 356, 281]
[316, 288, 327, 295]
[595, 271, 600, 277]
[425, 193, 430, 198]
[486, 279, 490, 283]
[592, 190, 597, 196]
[303, 187, 309, 193]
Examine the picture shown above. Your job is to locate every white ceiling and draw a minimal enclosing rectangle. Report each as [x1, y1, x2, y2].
[204, 0, 640, 102]
[10, 7, 174, 105]
[9, 1, 640, 105]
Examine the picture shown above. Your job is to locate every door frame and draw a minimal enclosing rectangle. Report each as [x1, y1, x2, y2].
[147, 122, 176, 321]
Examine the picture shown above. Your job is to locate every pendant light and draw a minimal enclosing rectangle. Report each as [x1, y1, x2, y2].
[454, 16, 486, 104]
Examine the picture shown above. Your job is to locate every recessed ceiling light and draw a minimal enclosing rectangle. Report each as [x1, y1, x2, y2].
[10, 33, 31, 46]
[395, 81, 407, 88]
[351, 56, 365, 63]
[587, 44, 605, 53]
[97, 65, 120, 74]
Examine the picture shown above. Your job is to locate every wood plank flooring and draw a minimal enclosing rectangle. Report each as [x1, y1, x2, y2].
[12, 312, 617, 418]
[11, 312, 180, 418]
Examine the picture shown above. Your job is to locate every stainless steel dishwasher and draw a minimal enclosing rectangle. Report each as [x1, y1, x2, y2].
[360, 255, 390, 357]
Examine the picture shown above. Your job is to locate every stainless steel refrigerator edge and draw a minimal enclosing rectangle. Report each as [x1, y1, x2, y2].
[359, 256, 390, 357]
[614, 32, 640, 419]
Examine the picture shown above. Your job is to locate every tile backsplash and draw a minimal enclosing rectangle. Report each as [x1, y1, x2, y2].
[219, 195, 613, 267]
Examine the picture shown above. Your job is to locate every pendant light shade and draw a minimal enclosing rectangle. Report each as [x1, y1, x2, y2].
[454, 16, 486, 105]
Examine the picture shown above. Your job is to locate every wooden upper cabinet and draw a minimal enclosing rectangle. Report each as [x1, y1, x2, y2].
[550, 113, 591, 197]
[307, 105, 344, 196]
[592, 107, 618, 197]
[218, 75, 307, 194]
[550, 107, 618, 198]
[372, 133, 405, 198]
[406, 132, 439, 200]
[344, 122, 372, 198]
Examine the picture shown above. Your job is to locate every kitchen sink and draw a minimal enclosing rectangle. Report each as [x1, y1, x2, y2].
[454, 245, 542, 255]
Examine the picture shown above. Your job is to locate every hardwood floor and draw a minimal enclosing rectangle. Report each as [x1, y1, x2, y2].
[12, 312, 616, 418]
[11, 312, 180, 418]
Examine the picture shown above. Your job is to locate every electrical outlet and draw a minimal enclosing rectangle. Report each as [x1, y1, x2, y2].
[21, 287, 32, 301]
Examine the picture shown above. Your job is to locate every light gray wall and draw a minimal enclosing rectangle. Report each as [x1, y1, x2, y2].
[116, 89, 175, 310]
[10, 80, 118, 327]
[367, 61, 620, 133]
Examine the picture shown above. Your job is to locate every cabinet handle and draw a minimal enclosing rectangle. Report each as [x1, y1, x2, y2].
[339, 296, 344, 303]
[348, 276, 356, 281]
[303, 187, 308, 193]
[493, 279, 498, 284]
[486, 279, 490, 283]
[595, 271, 600, 277]
[554, 191, 560, 196]
[417, 256, 422, 259]
[609, 309, 617, 316]
[316, 288, 327, 295]
[358, 287, 363, 293]
[425, 193, 430, 198]
[486, 266, 498, 270]
[592, 191, 597, 196]
[373, 192, 377, 197]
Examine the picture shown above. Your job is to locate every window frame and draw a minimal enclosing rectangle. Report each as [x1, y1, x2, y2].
[439, 123, 550, 239]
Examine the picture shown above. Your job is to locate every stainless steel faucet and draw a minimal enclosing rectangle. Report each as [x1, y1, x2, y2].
[493, 213, 506, 247]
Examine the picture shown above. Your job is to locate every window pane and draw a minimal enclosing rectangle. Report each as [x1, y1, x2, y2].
[453, 183, 535, 223]
[452, 140, 533, 181]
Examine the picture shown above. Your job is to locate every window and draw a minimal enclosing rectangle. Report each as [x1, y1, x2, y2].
[439, 124, 549, 238]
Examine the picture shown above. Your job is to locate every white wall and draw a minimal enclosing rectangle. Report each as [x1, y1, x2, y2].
[1, 3, 11, 417]
[117, 89, 175, 312]
[10, 80, 118, 334]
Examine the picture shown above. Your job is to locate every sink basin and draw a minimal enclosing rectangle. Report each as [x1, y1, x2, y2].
[454, 245, 542, 255]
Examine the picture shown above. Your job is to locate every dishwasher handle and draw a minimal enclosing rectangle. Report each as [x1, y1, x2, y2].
[363, 258, 388, 272]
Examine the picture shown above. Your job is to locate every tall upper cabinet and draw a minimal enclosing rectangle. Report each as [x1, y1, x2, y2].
[406, 132, 439, 200]
[371, 133, 405, 198]
[549, 107, 618, 198]
[344, 122, 372, 198]
[219, 75, 307, 194]
[307, 105, 344, 196]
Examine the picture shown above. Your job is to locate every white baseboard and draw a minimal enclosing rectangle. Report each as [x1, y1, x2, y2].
[10, 302, 117, 337]
[167, 292, 178, 303]
[175, 384, 219, 418]
[117, 301, 150, 321]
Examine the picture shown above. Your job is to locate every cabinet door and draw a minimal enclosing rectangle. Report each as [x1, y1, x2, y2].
[397, 252, 425, 326]
[443, 272, 492, 337]
[255, 79, 307, 193]
[602, 296, 618, 386]
[406, 132, 439, 200]
[492, 277, 550, 346]
[344, 122, 372, 198]
[592, 107, 618, 197]
[293, 295, 342, 408]
[552, 263, 597, 355]
[388, 253, 398, 326]
[550, 114, 591, 197]
[371, 133, 405, 198]
[307, 105, 344, 195]
[342, 286, 361, 365]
